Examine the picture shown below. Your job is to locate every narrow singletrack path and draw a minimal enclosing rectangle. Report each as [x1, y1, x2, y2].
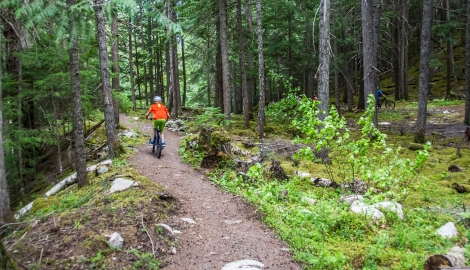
[122, 115, 300, 269]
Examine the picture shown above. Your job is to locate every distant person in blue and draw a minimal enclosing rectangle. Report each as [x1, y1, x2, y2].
[376, 87, 386, 107]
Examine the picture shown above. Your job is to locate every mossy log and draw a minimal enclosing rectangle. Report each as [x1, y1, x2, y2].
[452, 183, 470, 193]
[408, 142, 425, 150]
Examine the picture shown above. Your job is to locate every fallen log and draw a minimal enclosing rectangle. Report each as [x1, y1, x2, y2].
[425, 246, 467, 270]
[408, 143, 425, 150]
[14, 159, 112, 219]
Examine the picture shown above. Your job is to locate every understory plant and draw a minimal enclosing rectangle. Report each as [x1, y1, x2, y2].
[293, 95, 431, 202]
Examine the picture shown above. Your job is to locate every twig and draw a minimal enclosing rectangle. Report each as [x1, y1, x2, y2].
[39, 248, 44, 262]
[141, 213, 156, 258]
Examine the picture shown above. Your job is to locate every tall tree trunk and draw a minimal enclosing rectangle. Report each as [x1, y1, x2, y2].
[215, 37, 222, 109]
[128, 18, 136, 110]
[361, 0, 380, 125]
[135, 12, 142, 104]
[246, 0, 254, 119]
[172, 39, 181, 117]
[182, 38, 187, 108]
[465, 0, 470, 125]
[318, 0, 330, 119]
[415, 0, 433, 143]
[219, 0, 231, 119]
[256, 0, 265, 138]
[111, 7, 120, 125]
[237, 0, 249, 127]
[147, 16, 154, 98]
[68, 0, 87, 187]
[0, 22, 14, 224]
[206, 38, 212, 106]
[94, 0, 118, 159]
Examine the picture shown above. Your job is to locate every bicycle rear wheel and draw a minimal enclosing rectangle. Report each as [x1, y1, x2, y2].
[152, 133, 157, 152]
[385, 100, 396, 109]
[155, 133, 161, 158]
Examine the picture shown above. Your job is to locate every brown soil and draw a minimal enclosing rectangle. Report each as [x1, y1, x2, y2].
[124, 115, 301, 269]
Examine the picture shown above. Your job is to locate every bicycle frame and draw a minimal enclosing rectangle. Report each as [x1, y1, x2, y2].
[152, 126, 163, 158]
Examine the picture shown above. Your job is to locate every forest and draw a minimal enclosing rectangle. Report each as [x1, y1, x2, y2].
[1, 0, 470, 268]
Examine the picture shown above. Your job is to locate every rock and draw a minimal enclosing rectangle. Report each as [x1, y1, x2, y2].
[311, 177, 338, 188]
[121, 129, 139, 138]
[350, 201, 384, 220]
[157, 223, 174, 237]
[372, 201, 404, 219]
[96, 164, 109, 175]
[172, 230, 182, 235]
[378, 122, 391, 126]
[299, 209, 312, 214]
[109, 232, 124, 249]
[181, 218, 196, 224]
[341, 179, 367, 194]
[109, 178, 138, 194]
[301, 197, 316, 205]
[221, 259, 265, 270]
[436, 222, 458, 238]
[223, 219, 242, 225]
[170, 247, 176, 254]
[340, 195, 364, 205]
[133, 117, 139, 121]
[297, 171, 311, 178]
[448, 165, 462, 172]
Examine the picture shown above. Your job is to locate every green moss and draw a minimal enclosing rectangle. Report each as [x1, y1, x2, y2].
[210, 129, 231, 147]
[30, 196, 60, 215]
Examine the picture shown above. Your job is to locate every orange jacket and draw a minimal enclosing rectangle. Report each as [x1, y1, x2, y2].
[148, 103, 169, 120]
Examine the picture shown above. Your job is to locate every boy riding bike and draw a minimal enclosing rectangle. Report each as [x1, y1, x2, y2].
[145, 96, 170, 146]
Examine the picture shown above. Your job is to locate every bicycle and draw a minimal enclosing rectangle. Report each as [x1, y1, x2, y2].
[151, 126, 163, 159]
[376, 97, 396, 109]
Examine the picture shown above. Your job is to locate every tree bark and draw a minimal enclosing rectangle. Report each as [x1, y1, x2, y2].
[128, 18, 136, 110]
[256, 0, 265, 138]
[318, 0, 330, 120]
[415, 0, 433, 143]
[237, 0, 249, 127]
[219, 0, 231, 119]
[182, 38, 187, 108]
[68, 0, 87, 188]
[94, 0, 118, 159]
[0, 22, 14, 224]
[246, 0, 254, 119]
[466, 0, 470, 125]
[111, 7, 120, 125]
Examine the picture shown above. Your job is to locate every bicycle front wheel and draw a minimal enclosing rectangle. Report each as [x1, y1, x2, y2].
[385, 100, 395, 109]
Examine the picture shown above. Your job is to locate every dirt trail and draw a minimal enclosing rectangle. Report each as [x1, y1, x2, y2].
[122, 115, 300, 270]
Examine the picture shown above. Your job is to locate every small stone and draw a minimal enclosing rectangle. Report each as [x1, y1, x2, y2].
[301, 196, 316, 205]
[170, 247, 176, 254]
[181, 218, 196, 224]
[222, 259, 265, 270]
[157, 223, 173, 237]
[109, 232, 124, 249]
[96, 165, 109, 175]
[172, 230, 183, 235]
[340, 195, 364, 205]
[436, 222, 458, 238]
[223, 220, 242, 225]
[109, 178, 136, 194]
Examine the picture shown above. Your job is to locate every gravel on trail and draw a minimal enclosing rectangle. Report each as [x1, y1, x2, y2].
[123, 115, 301, 270]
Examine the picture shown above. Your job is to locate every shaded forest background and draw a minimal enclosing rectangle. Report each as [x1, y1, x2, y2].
[0, 0, 469, 213]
